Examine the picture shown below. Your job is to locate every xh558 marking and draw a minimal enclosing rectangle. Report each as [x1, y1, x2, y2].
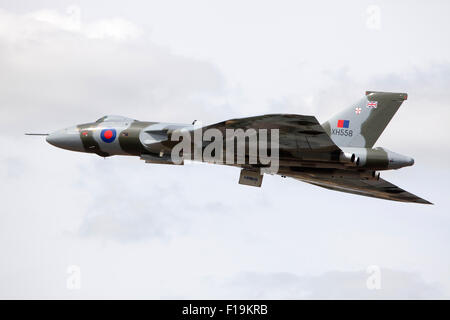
[30, 91, 431, 204]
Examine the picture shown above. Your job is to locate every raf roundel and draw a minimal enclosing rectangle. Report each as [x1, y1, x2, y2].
[100, 128, 117, 143]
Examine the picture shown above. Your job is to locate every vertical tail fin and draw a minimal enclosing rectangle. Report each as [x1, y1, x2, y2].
[322, 91, 408, 148]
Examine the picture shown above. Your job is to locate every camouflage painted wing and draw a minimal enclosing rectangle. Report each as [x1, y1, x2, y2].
[291, 175, 432, 204]
[204, 114, 341, 154]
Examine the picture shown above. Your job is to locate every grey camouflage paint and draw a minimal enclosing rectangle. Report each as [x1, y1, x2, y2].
[44, 92, 431, 204]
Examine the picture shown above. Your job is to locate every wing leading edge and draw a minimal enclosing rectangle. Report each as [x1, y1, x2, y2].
[290, 175, 432, 204]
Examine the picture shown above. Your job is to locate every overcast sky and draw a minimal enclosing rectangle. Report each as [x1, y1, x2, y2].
[0, 0, 449, 299]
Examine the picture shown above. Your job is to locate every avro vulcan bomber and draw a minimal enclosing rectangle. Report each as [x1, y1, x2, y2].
[29, 91, 431, 204]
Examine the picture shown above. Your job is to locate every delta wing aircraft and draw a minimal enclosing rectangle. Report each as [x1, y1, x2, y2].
[28, 91, 431, 204]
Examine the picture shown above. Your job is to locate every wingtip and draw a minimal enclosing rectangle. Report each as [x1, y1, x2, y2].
[417, 199, 433, 205]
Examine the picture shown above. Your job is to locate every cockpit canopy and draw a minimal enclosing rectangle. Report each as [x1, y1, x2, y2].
[95, 115, 135, 123]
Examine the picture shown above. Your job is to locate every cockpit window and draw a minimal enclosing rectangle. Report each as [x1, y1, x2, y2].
[95, 115, 134, 123]
[95, 116, 108, 123]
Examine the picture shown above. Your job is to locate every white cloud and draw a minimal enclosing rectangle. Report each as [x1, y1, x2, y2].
[6, 6, 142, 41]
[0, 6, 228, 137]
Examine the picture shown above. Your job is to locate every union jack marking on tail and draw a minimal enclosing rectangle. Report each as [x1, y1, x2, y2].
[367, 101, 378, 108]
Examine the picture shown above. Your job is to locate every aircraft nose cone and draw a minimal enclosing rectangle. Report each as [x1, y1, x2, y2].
[46, 131, 63, 147]
[408, 157, 415, 166]
[46, 127, 84, 152]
